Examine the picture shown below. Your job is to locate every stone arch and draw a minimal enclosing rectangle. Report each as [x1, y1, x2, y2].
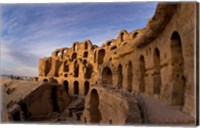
[71, 52, 77, 61]
[43, 79, 48, 82]
[132, 32, 139, 39]
[83, 59, 87, 65]
[84, 51, 88, 58]
[56, 51, 61, 57]
[92, 45, 98, 52]
[139, 55, 145, 93]
[89, 89, 102, 123]
[170, 31, 185, 106]
[63, 49, 67, 54]
[64, 61, 69, 72]
[84, 81, 90, 96]
[63, 80, 69, 94]
[121, 32, 125, 42]
[73, 43, 78, 51]
[102, 67, 113, 85]
[153, 48, 162, 96]
[110, 45, 117, 51]
[74, 60, 79, 77]
[98, 49, 106, 65]
[117, 64, 123, 88]
[84, 42, 88, 50]
[74, 81, 79, 95]
[127, 61, 133, 92]
[94, 50, 96, 63]
[107, 41, 113, 46]
[84, 64, 93, 79]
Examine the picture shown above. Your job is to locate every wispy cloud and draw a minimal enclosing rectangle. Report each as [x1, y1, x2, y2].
[1, 2, 158, 76]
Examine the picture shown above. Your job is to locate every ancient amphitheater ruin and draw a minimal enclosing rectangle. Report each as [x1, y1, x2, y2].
[1, 2, 199, 125]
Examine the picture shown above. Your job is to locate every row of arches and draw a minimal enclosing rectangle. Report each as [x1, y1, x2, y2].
[63, 80, 90, 96]
[71, 51, 88, 61]
[119, 30, 140, 43]
[63, 59, 94, 79]
[102, 62, 133, 91]
[73, 41, 92, 51]
[139, 31, 185, 106]
[101, 31, 185, 106]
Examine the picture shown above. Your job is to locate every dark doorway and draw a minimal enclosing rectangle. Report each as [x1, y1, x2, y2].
[139, 56, 145, 93]
[74, 81, 79, 95]
[127, 61, 133, 92]
[74, 61, 79, 77]
[13, 111, 21, 121]
[153, 48, 162, 96]
[102, 67, 113, 85]
[84, 51, 88, 58]
[171, 31, 185, 106]
[63, 80, 69, 94]
[43, 79, 48, 82]
[84, 81, 90, 96]
[117, 64, 123, 88]
[98, 49, 106, 65]
[71, 52, 77, 61]
[89, 89, 102, 123]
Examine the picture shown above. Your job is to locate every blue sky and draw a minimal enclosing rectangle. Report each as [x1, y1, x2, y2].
[1, 2, 157, 77]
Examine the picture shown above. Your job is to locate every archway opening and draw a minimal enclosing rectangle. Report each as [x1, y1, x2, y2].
[74, 61, 79, 77]
[94, 51, 96, 63]
[84, 64, 93, 79]
[84, 81, 90, 96]
[71, 53, 77, 61]
[109, 120, 112, 125]
[127, 61, 133, 92]
[98, 49, 106, 65]
[139, 56, 145, 93]
[64, 62, 69, 72]
[107, 41, 113, 46]
[85, 42, 88, 50]
[63, 80, 69, 94]
[43, 79, 48, 82]
[171, 31, 185, 106]
[73, 44, 78, 51]
[133, 32, 139, 39]
[20, 102, 28, 120]
[89, 89, 102, 123]
[117, 64, 123, 88]
[102, 67, 113, 85]
[13, 111, 21, 121]
[121, 32, 125, 42]
[153, 48, 162, 96]
[74, 81, 79, 95]
[51, 86, 59, 112]
[84, 51, 88, 58]
[56, 51, 61, 57]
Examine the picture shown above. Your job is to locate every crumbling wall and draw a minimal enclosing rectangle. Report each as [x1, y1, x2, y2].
[2, 78, 71, 121]
[95, 3, 196, 118]
[37, 2, 197, 122]
[82, 86, 142, 125]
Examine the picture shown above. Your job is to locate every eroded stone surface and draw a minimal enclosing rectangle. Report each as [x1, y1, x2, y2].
[2, 2, 197, 125]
